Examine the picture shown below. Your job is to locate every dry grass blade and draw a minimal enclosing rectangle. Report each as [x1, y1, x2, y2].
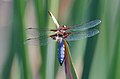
[64, 40, 79, 79]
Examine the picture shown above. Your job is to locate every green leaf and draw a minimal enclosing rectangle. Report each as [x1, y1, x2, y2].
[1, 0, 31, 79]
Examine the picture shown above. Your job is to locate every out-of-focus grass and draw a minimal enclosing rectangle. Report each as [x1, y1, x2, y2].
[88, 0, 120, 79]
[33, 0, 48, 79]
[46, 1, 59, 79]
[81, 0, 101, 79]
[1, 0, 31, 79]
[1, 0, 120, 79]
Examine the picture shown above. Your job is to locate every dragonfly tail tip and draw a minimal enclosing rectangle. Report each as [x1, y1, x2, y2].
[60, 63, 63, 66]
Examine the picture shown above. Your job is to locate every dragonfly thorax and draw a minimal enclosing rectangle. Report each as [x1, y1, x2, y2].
[50, 29, 71, 42]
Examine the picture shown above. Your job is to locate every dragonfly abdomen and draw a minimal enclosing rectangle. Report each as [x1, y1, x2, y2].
[58, 40, 65, 66]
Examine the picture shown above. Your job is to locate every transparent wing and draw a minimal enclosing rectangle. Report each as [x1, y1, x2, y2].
[25, 29, 99, 45]
[68, 19, 101, 31]
[25, 27, 56, 46]
[66, 29, 99, 41]
[24, 35, 55, 46]
[25, 27, 53, 36]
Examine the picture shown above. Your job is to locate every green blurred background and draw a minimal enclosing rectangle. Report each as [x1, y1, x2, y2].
[0, 0, 120, 79]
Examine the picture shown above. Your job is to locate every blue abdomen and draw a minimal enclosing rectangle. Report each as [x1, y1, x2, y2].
[58, 40, 65, 66]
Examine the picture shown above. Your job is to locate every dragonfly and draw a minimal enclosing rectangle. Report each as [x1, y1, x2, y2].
[26, 11, 101, 66]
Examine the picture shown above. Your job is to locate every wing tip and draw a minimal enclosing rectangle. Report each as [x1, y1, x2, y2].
[96, 19, 102, 24]
[93, 29, 100, 33]
[92, 29, 100, 36]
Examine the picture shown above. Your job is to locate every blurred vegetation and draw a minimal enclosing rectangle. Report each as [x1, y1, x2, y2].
[0, 0, 120, 79]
